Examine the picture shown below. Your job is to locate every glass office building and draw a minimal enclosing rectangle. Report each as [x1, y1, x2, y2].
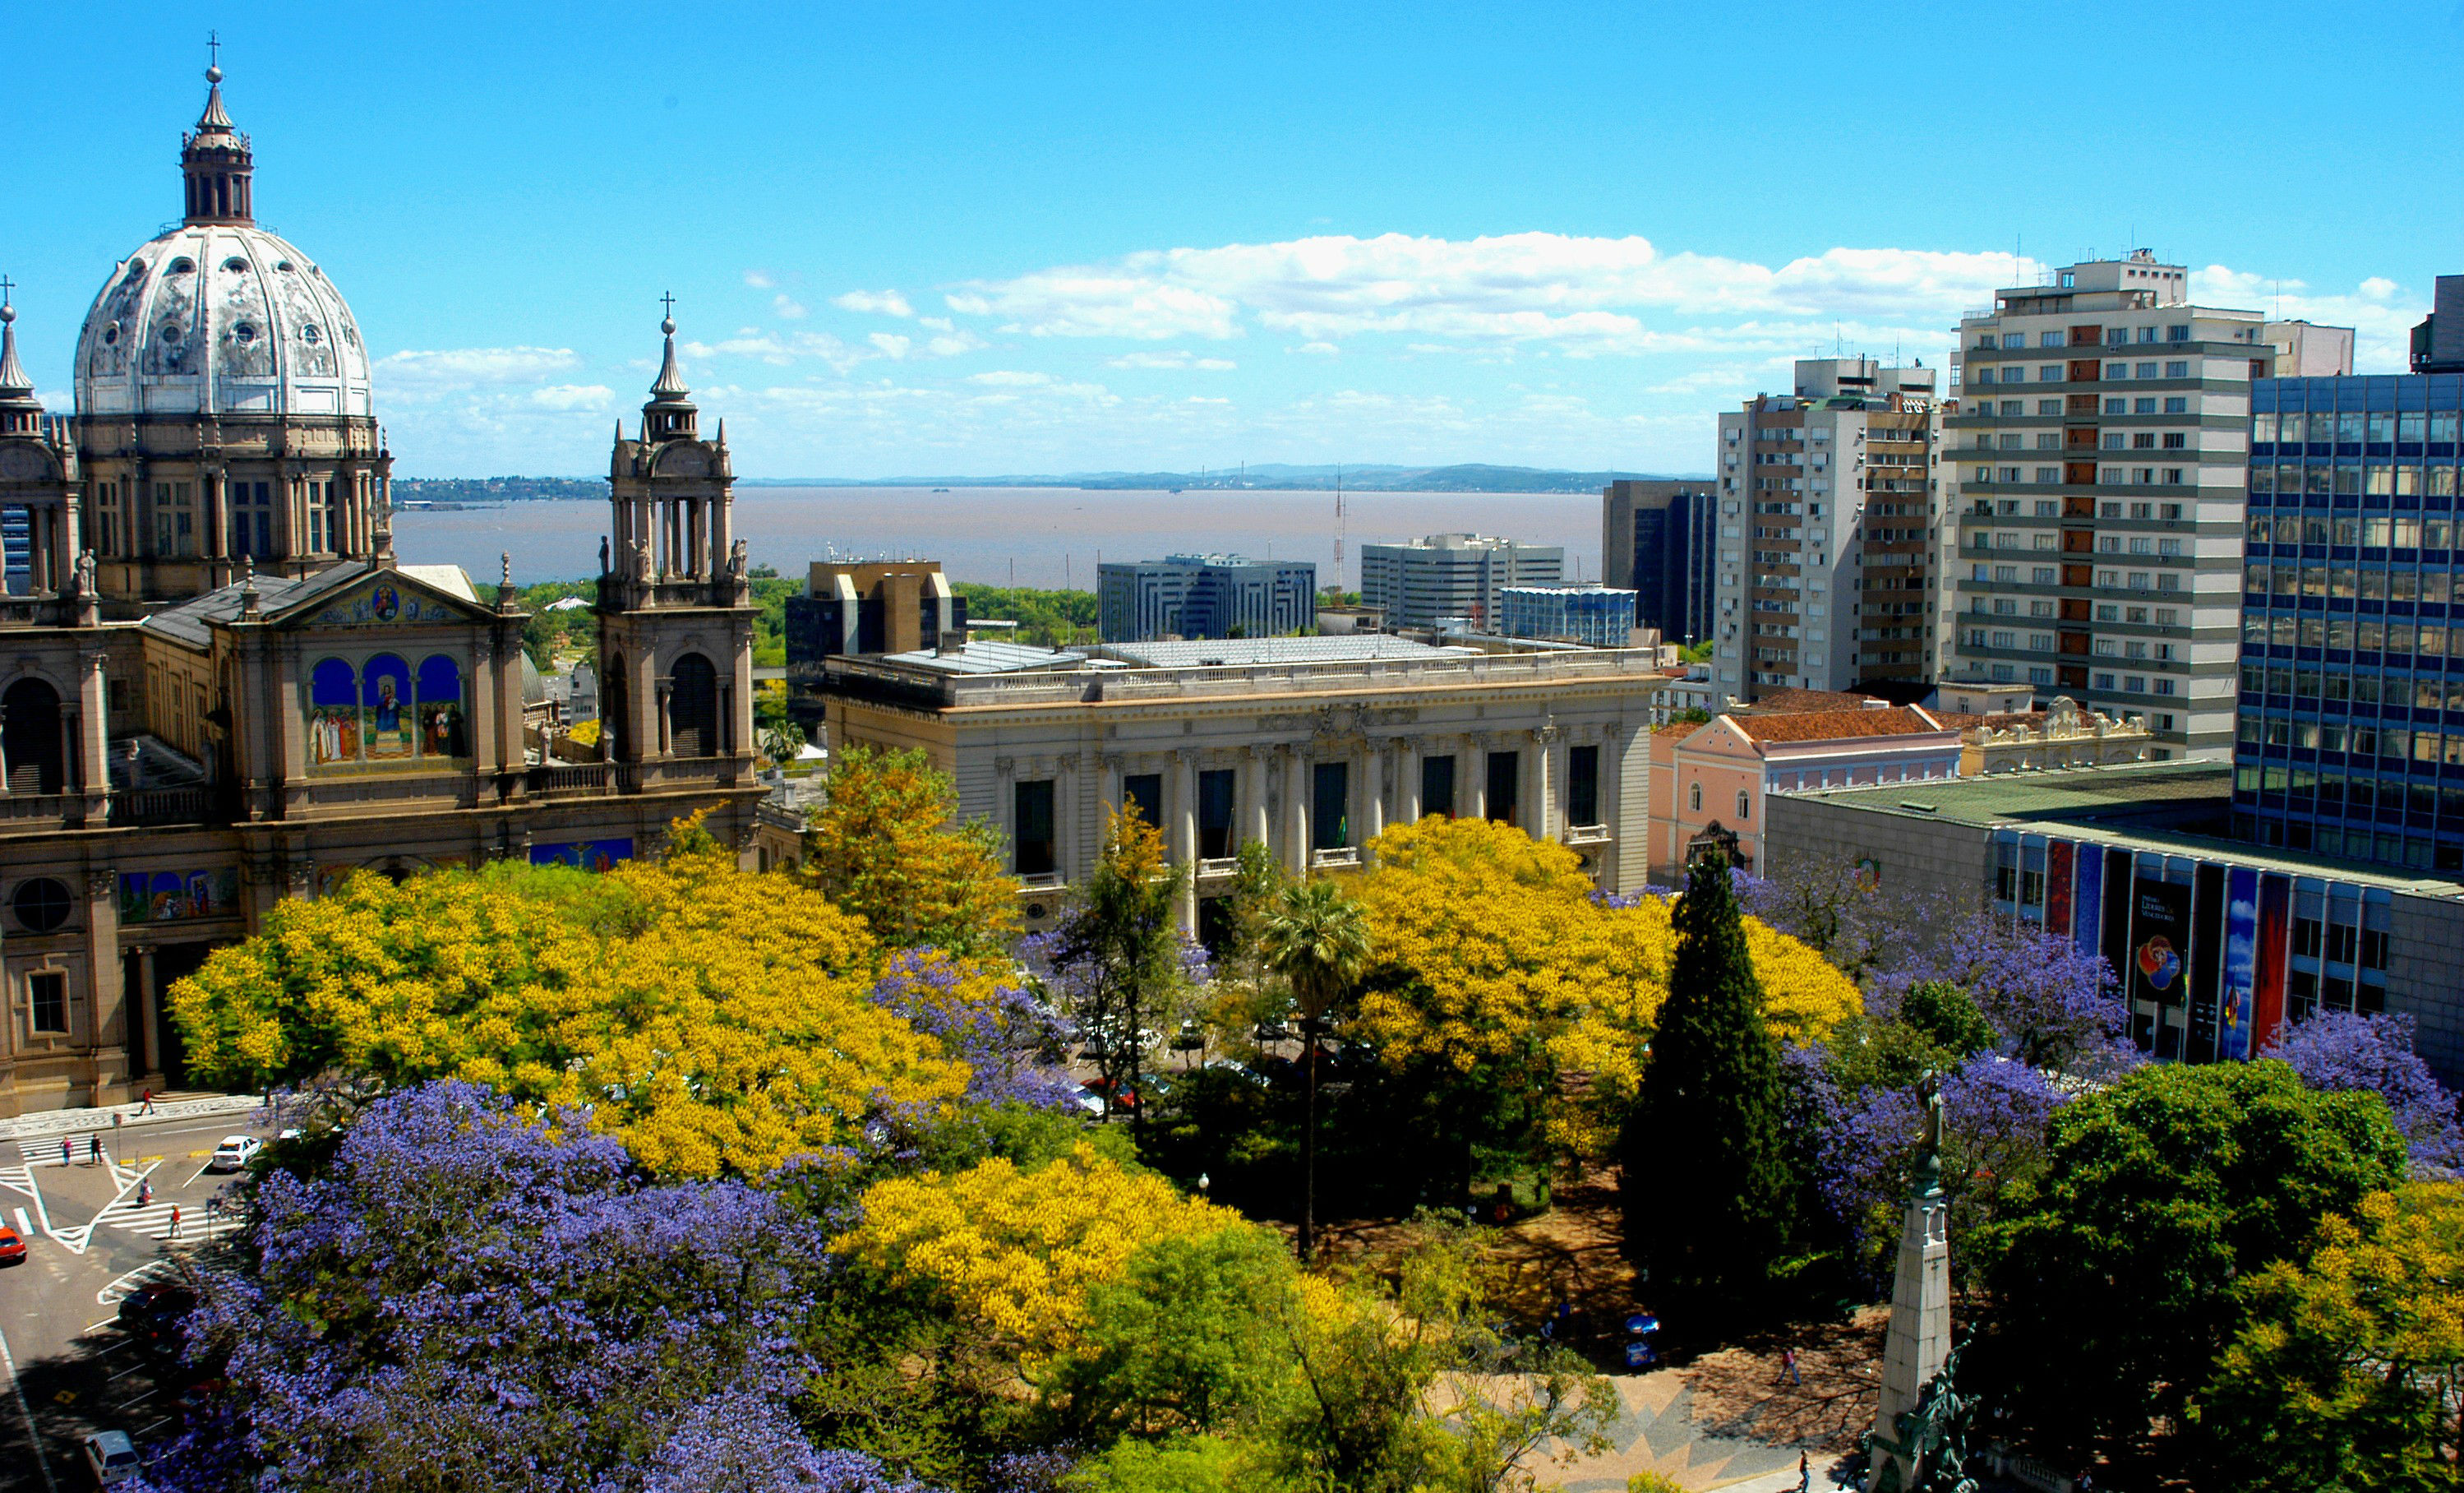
[2234, 372, 2464, 871]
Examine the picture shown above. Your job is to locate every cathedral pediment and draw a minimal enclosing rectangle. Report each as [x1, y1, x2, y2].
[275, 568, 487, 630]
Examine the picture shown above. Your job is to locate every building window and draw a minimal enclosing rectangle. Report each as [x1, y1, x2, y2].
[1312, 763, 1350, 849]
[1486, 751, 1520, 827]
[1689, 781, 1702, 813]
[1013, 779, 1056, 876]
[1121, 772, 1163, 830]
[1567, 744, 1600, 827]
[29, 969, 67, 1035]
[1197, 769, 1235, 858]
[1736, 789, 1751, 822]
[1421, 754, 1456, 819]
[2163, 397, 2188, 414]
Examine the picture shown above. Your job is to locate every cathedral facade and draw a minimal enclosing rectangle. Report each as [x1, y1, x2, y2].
[0, 66, 781, 1115]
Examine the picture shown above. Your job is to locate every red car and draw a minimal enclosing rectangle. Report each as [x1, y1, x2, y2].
[0, 1225, 25, 1264]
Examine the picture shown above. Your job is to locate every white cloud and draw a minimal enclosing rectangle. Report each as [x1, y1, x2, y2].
[742, 270, 775, 289]
[2190, 266, 2420, 371]
[376, 346, 580, 386]
[918, 315, 955, 331]
[684, 330, 865, 373]
[1106, 349, 1238, 370]
[1294, 341, 1340, 357]
[773, 294, 808, 320]
[834, 289, 915, 318]
[528, 384, 614, 411]
[870, 332, 913, 360]
[948, 233, 2031, 354]
[924, 330, 989, 358]
[967, 369, 1051, 386]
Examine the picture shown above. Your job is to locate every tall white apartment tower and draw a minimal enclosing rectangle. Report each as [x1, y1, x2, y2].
[1710, 358, 1945, 707]
[1943, 252, 2352, 760]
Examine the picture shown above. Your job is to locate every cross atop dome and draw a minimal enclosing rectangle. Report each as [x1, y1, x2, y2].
[0, 275, 37, 408]
[645, 298, 695, 437]
[182, 35, 253, 224]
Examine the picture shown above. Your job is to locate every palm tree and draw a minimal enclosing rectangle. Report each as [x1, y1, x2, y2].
[1260, 876, 1371, 1262]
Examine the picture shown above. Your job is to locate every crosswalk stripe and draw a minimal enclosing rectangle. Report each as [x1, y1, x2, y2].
[99, 1203, 243, 1241]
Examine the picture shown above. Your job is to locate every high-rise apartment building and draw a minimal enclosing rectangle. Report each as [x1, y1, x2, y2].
[1359, 533, 1562, 629]
[2233, 364, 2464, 872]
[1944, 252, 2352, 760]
[1096, 554, 1316, 642]
[1710, 358, 1944, 706]
[1601, 479, 1715, 646]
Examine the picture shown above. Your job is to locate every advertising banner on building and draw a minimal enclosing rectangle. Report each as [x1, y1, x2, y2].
[2072, 843, 2103, 959]
[2129, 876, 2192, 1007]
[2218, 866, 2259, 1061]
[2046, 841, 2074, 942]
[2251, 872, 2292, 1052]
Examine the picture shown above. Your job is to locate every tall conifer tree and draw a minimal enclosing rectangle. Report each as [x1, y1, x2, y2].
[1620, 853, 1795, 1335]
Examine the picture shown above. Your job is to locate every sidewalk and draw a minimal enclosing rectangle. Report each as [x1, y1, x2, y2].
[0, 1092, 267, 1144]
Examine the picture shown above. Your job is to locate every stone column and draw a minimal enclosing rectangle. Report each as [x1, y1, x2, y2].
[132, 945, 158, 1088]
[1055, 753, 1082, 882]
[1173, 749, 1198, 933]
[1356, 740, 1381, 846]
[994, 756, 1017, 869]
[1289, 747, 1313, 871]
[1246, 745, 1272, 851]
[1398, 738, 1422, 824]
[1468, 735, 1489, 820]
[85, 869, 128, 1083]
[1868, 1098, 1953, 1491]
[78, 640, 111, 822]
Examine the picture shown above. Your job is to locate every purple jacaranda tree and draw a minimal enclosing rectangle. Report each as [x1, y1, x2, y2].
[2264, 1009, 2464, 1175]
[643, 1393, 930, 1493]
[153, 1082, 888, 1493]
[869, 950, 1080, 1112]
[1873, 912, 2134, 1079]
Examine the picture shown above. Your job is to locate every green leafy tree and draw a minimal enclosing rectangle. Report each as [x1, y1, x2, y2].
[802, 743, 1017, 957]
[1899, 979, 1996, 1058]
[1259, 876, 1372, 1260]
[2194, 1180, 2464, 1492]
[1618, 853, 1795, 1337]
[1050, 809, 1193, 1145]
[1973, 1060, 2412, 1463]
[1044, 1225, 1297, 1441]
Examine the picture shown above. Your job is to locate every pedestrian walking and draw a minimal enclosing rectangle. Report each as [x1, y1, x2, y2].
[168, 1205, 182, 1239]
[1783, 1347, 1802, 1385]
[1798, 1451, 1811, 1492]
[89, 1135, 104, 1164]
[62, 1137, 72, 1165]
[139, 1088, 155, 1115]
[138, 1178, 150, 1207]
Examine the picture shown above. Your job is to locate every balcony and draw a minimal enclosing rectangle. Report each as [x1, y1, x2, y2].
[1017, 870, 1068, 892]
[108, 785, 219, 827]
[1196, 856, 1241, 880]
[1310, 846, 1362, 870]
[0, 793, 85, 829]
[528, 761, 611, 797]
[1562, 823, 1611, 846]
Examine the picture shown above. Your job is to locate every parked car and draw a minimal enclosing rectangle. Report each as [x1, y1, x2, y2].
[207, 1135, 261, 1172]
[117, 1282, 196, 1347]
[81, 1430, 141, 1487]
[0, 1224, 25, 1264]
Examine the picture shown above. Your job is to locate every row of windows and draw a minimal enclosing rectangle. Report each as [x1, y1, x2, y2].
[2245, 614, 2464, 655]
[1973, 598, 2183, 626]
[1976, 425, 2194, 447]
[1971, 465, 2193, 485]
[1972, 562, 2185, 591]
[2237, 812, 2457, 875]
[2241, 666, 2464, 711]
[1982, 325, 2192, 349]
[2240, 715, 2464, 756]
[2259, 410, 2464, 444]
[1973, 359, 2196, 385]
[2247, 564, 2464, 602]
[2236, 765, 2464, 820]
[2250, 465, 2462, 497]
[2249, 515, 2464, 548]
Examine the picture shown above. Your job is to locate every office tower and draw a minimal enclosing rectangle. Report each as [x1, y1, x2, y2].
[1359, 534, 1564, 629]
[1096, 554, 1316, 642]
[2234, 358, 2464, 872]
[1945, 251, 2353, 760]
[782, 558, 967, 723]
[1710, 358, 1944, 706]
[2415, 275, 2464, 373]
[1498, 585, 1637, 646]
[1602, 478, 1715, 647]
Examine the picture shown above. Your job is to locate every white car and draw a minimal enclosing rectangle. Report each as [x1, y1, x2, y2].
[207, 1135, 262, 1172]
[82, 1429, 141, 1486]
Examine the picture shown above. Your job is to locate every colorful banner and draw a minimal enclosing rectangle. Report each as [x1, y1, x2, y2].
[2251, 872, 2292, 1053]
[530, 839, 634, 873]
[2071, 842, 2104, 957]
[2218, 866, 2259, 1061]
[118, 867, 240, 923]
[2046, 841, 2075, 941]
[2129, 877, 2193, 1007]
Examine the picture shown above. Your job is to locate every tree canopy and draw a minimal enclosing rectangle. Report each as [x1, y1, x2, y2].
[804, 743, 1019, 958]
[168, 837, 967, 1179]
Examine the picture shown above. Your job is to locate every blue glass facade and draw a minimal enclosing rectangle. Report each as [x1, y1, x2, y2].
[2235, 374, 2464, 872]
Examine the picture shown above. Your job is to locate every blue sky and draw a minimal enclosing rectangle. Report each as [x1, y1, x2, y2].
[8, 2, 2460, 478]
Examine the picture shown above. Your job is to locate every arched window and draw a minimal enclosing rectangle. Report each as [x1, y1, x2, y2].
[362, 654, 413, 760]
[1688, 781, 1701, 813]
[1, 679, 63, 794]
[309, 658, 358, 765]
[1737, 789, 1751, 821]
[417, 654, 468, 759]
[668, 652, 718, 758]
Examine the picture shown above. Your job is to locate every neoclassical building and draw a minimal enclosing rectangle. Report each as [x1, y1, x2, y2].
[0, 66, 775, 1115]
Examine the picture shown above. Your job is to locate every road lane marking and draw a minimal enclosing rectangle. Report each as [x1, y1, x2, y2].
[184, 1160, 214, 1186]
[0, 1318, 62, 1493]
[11, 1206, 27, 1235]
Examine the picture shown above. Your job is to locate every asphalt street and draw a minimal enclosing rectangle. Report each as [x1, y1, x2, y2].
[0, 1110, 269, 1492]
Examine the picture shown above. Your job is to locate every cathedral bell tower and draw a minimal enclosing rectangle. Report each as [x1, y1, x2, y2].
[597, 305, 754, 773]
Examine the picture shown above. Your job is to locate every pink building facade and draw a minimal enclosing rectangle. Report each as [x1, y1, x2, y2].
[1648, 706, 1963, 881]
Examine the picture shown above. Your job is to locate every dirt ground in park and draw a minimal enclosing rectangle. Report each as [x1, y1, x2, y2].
[1301, 1167, 1888, 1489]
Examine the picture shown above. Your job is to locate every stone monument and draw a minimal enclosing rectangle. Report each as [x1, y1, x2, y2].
[1866, 1078, 1951, 1491]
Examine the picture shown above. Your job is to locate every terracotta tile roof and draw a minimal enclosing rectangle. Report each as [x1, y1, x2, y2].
[1729, 706, 1953, 744]
[1739, 687, 1884, 714]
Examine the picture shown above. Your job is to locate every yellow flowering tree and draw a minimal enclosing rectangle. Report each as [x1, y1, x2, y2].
[1348, 816, 1857, 1163]
[804, 743, 1018, 957]
[168, 834, 967, 1179]
[835, 1141, 1244, 1365]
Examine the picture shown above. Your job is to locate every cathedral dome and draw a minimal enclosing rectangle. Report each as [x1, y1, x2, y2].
[75, 224, 373, 419]
[72, 65, 375, 423]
